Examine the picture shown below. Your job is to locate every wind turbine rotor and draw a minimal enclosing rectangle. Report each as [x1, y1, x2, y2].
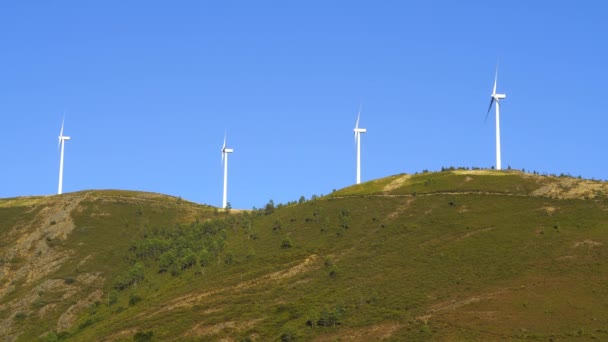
[221, 133, 227, 163]
[354, 109, 361, 143]
[485, 66, 500, 122]
[58, 120, 65, 149]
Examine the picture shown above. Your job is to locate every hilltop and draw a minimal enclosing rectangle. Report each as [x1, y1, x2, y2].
[1, 171, 607, 341]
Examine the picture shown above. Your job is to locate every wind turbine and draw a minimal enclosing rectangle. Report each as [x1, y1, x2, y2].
[221, 133, 234, 209]
[57, 119, 71, 195]
[353, 108, 367, 184]
[485, 66, 506, 170]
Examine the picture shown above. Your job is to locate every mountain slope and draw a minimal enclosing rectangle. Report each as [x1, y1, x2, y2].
[0, 191, 215, 341]
[1, 171, 608, 341]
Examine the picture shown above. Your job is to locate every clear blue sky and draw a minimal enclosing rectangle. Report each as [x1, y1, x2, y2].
[1, 1, 606, 208]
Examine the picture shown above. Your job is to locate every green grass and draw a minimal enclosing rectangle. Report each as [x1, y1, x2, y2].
[1, 175, 608, 341]
[332, 170, 543, 197]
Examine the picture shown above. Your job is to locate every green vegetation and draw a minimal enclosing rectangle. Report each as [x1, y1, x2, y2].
[127, 219, 228, 276]
[0, 172, 607, 341]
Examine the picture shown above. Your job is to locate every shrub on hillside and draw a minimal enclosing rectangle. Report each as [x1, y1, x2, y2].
[281, 238, 293, 249]
[265, 200, 275, 215]
[113, 262, 144, 290]
[133, 330, 153, 342]
[129, 294, 143, 306]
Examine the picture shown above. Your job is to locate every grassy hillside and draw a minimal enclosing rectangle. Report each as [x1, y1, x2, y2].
[1, 171, 608, 341]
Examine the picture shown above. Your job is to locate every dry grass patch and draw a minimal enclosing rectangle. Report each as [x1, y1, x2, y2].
[0, 196, 49, 208]
[184, 318, 263, 338]
[532, 178, 608, 199]
[541, 206, 558, 215]
[268, 254, 319, 281]
[387, 198, 414, 219]
[383, 174, 411, 192]
[451, 170, 512, 176]
[100, 327, 139, 342]
[456, 226, 494, 241]
[313, 322, 402, 342]
[573, 240, 602, 248]
[428, 292, 502, 314]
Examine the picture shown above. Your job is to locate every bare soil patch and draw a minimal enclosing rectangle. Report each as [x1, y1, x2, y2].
[313, 322, 402, 342]
[57, 289, 104, 331]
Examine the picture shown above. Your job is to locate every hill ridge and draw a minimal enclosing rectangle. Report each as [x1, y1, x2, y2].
[0, 171, 607, 341]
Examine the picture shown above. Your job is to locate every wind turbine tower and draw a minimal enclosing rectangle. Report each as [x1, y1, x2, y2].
[486, 67, 506, 170]
[353, 110, 367, 184]
[57, 119, 71, 195]
[221, 134, 234, 209]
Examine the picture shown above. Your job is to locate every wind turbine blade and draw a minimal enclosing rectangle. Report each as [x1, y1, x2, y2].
[485, 98, 495, 122]
[222, 131, 227, 164]
[493, 67, 498, 95]
[354, 107, 361, 144]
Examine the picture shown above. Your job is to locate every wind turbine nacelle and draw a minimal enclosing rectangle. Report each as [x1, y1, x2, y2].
[224, 148, 234, 153]
[495, 94, 506, 100]
[354, 128, 367, 133]
[61, 136, 71, 140]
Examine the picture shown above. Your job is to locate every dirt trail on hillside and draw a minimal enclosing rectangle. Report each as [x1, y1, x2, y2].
[313, 322, 402, 341]
[415, 289, 508, 328]
[332, 191, 529, 200]
[184, 318, 264, 338]
[133, 255, 321, 322]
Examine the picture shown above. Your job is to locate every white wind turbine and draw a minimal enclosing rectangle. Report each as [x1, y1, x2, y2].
[353, 109, 367, 184]
[485, 66, 506, 170]
[221, 133, 234, 209]
[57, 119, 71, 195]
